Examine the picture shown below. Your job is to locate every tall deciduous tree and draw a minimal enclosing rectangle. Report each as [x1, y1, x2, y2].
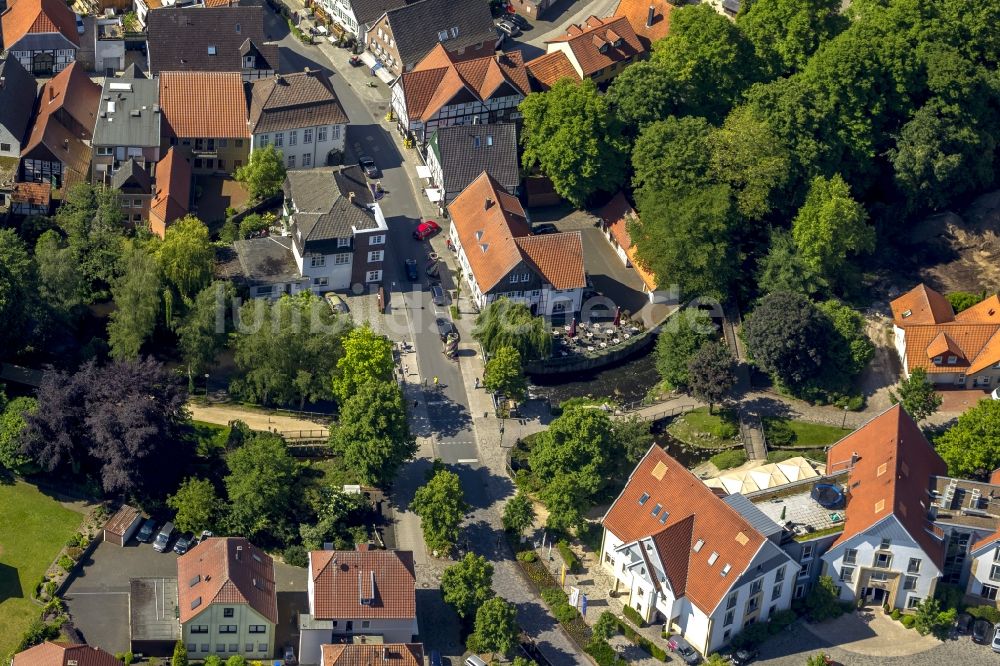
[108, 243, 162, 359]
[501, 491, 534, 535]
[652, 4, 760, 122]
[0, 396, 36, 471]
[630, 116, 713, 200]
[686, 341, 737, 413]
[520, 78, 627, 207]
[0, 228, 35, 353]
[224, 432, 300, 541]
[890, 370, 943, 424]
[411, 467, 467, 555]
[605, 61, 679, 133]
[791, 175, 874, 288]
[736, 0, 845, 78]
[35, 230, 85, 318]
[328, 380, 415, 487]
[484, 346, 527, 403]
[655, 308, 717, 389]
[756, 230, 825, 297]
[934, 398, 1000, 478]
[331, 325, 395, 403]
[473, 299, 551, 361]
[167, 477, 219, 533]
[743, 291, 828, 389]
[231, 292, 348, 406]
[235, 145, 287, 200]
[468, 597, 519, 658]
[156, 216, 214, 302]
[176, 282, 230, 388]
[441, 553, 495, 619]
[55, 183, 127, 299]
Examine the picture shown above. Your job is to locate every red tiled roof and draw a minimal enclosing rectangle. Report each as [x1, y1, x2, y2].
[890, 284, 955, 327]
[398, 44, 530, 122]
[149, 147, 191, 238]
[972, 529, 1000, 555]
[826, 405, 947, 567]
[595, 191, 656, 291]
[104, 505, 141, 537]
[177, 537, 278, 624]
[321, 644, 423, 666]
[13, 643, 121, 666]
[525, 51, 580, 90]
[955, 294, 1000, 323]
[603, 446, 767, 613]
[12, 181, 51, 205]
[159, 71, 249, 139]
[545, 15, 644, 77]
[613, 0, 673, 50]
[515, 232, 587, 290]
[310, 550, 416, 621]
[1, 0, 79, 49]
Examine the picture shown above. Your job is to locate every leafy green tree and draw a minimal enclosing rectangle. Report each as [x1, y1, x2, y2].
[55, 183, 127, 300]
[946, 291, 984, 313]
[520, 78, 627, 207]
[605, 61, 679, 133]
[35, 230, 85, 318]
[156, 216, 214, 302]
[0, 228, 35, 353]
[811, 299, 874, 398]
[411, 467, 468, 555]
[631, 116, 713, 201]
[804, 575, 843, 622]
[238, 212, 275, 240]
[501, 491, 534, 535]
[512, 658, 539, 666]
[171, 641, 188, 666]
[791, 175, 874, 289]
[108, 243, 162, 359]
[744, 291, 827, 389]
[709, 106, 792, 220]
[473, 298, 552, 361]
[224, 433, 300, 542]
[176, 282, 230, 388]
[224, 656, 246, 666]
[484, 346, 527, 403]
[632, 184, 738, 300]
[328, 380, 415, 487]
[935, 398, 1000, 477]
[757, 230, 825, 297]
[441, 553, 495, 619]
[467, 597, 519, 658]
[655, 308, 717, 389]
[614, 414, 655, 468]
[805, 655, 830, 666]
[736, 0, 845, 77]
[231, 292, 347, 407]
[593, 611, 618, 641]
[167, 477, 219, 534]
[652, 4, 760, 121]
[0, 396, 36, 471]
[235, 145, 287, 200]
[331, 325, 395, 403]
[299, 488, 367, 550]
[687, 341, 736, 413]
[912, 597, 957, 638]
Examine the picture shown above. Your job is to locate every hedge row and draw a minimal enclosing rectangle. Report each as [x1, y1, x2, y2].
[557, 539, 581, 573]
[511, 540, 592, 650]
[622, 604, 644, 627]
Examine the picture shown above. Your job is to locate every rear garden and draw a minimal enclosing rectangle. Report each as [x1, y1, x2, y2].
[0, 481, 83, 657]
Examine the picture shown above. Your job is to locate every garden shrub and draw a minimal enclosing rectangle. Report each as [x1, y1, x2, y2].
[890, 609, 901, 621]
[516, 550, 537, 563]
[968, 605, 1000, 624]
[57, 554, 74, 572]
[901, 614, 916, 628]
[586, 638, 625, 666]
[764, 419, 796, 446]
[622, 604, 645, 627]
[731, 621, 770, 649]
[557, 539, 580, 573]
[282, 545, 308, 568]
[769, 609, 797, 632]
[710, 448, 747, 470]
[65, 546, 83, 561]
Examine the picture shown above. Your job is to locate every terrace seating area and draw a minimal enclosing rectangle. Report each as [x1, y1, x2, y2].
[551, 317, 645, 357]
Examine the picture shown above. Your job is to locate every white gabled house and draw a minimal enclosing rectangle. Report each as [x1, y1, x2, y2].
[601, 446, 797, 655]
[967, 530, 1000, 604]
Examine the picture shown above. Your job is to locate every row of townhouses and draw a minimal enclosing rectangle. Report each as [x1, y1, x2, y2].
[602, 404, 1000, 656]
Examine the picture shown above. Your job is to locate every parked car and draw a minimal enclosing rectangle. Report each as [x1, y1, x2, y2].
[505, 12, 529, 29]
[325, 292, 349, 314]
[152, 521, 175, 552]
[284, 645, 297, 665]
[731, 647, 758, 665]
[136, 518, 157, 543]
[198, 530, 214, 543]
[667, 636, 701, 665]
[75, 13, 85, 34]
[173, 533, 194, 555]
[358, 155, 378, 178]
[533, 223, 558, 235]
[429, 651, 442, 666]
[436, 317, 459, 342]
[992, 625, 1000, 653]
[413, 220, 441, 240]
[431, 285, 447, 306]
[496, 20, 521, 37]
[955, 612, 973, 635]
[464, 658, 487, 666]
[405, 258, 419, 281]
[973, 619, 993, 644]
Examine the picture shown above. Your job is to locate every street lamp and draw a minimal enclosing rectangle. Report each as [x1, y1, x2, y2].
[841, 405, 849, 428]
[204, 373, 210, 398]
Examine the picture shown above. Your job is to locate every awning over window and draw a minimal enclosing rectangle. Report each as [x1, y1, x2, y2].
[416, 165, 432, 180]
[424, 188, 442, 203]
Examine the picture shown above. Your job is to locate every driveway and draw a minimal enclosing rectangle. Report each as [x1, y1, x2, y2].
[64, 539, 180, 654]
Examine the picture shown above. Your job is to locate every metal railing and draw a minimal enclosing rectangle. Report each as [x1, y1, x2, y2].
[280, 428, 330, 440]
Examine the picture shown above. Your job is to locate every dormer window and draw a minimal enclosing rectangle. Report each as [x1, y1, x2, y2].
[932, 355, 942, 364]
[438, 30, 448, 41]
[450, 26, 459, 38]
[947, 355, 957, 364]
[598, 42, 609, 53]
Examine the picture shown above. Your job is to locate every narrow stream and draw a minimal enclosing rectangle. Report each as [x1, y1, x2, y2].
[527, 345, 660, 406]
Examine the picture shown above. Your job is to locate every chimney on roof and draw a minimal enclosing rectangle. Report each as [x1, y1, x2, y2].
[63, 138, 69, 150]
[304, 66, 310, 74]
[485, 197, 494, 210]
[348, 191, 356, 204]
[49, 86, 56, 101]
[851, 451, 859, 467]
[0, 77, 5, 89]
[646, 5, 655, 27]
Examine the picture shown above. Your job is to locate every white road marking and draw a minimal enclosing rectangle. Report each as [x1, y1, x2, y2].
[456, 458, 479, 464]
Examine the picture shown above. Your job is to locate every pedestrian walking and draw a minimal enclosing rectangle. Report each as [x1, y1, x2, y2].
[413, 400, 419, 408]
[433, 376, 439, 386]
[423, 378, 427, 387]
[475, 377, 480, 389]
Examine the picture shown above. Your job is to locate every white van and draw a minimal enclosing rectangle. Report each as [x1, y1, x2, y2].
[464, 657, 487, 666]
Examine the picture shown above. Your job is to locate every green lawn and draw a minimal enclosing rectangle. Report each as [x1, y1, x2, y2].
[667, 407, 740, 448]
[763, 416, 852, 447]
[0, 481, 83, 656]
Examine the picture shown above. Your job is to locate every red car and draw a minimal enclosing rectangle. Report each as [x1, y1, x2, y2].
[413, 220, 441, 240]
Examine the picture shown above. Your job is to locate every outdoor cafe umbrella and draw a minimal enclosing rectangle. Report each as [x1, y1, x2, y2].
[613, 307, 621, 327]
[568, 317, 577, 338]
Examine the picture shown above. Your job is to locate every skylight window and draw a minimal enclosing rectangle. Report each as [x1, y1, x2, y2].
[693, 539, 704, 552]
[659, 512, 668, 524]
[638, 492, 650, 506]
[721, 564, 731, 576]
[708, 551, 719, 565]
[208, 45, 217, 55]
[901, 309, 912, 318]
[651, 503, 662, 517]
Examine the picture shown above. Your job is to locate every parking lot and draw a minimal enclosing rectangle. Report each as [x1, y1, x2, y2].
[64, 537, 309, 657]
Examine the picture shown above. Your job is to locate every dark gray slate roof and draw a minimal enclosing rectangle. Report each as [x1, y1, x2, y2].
[93, 76, 161, 148]
[233, 236, 301, 285]
[110, 159, 152, 193]
[429, 122, 519, 198]
[382, 0, 497, 68]
[146, 7, 277, 75]
[284, 165, 379, 253]
[122, 62, 146, 79]
[0, 57, 37, 146]
[351, 0, 408, 28]
[722, 493, 784, 540]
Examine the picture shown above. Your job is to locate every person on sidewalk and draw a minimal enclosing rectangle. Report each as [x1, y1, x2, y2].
[475, 377, 480, 389]
[433, 376, 439, 386]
